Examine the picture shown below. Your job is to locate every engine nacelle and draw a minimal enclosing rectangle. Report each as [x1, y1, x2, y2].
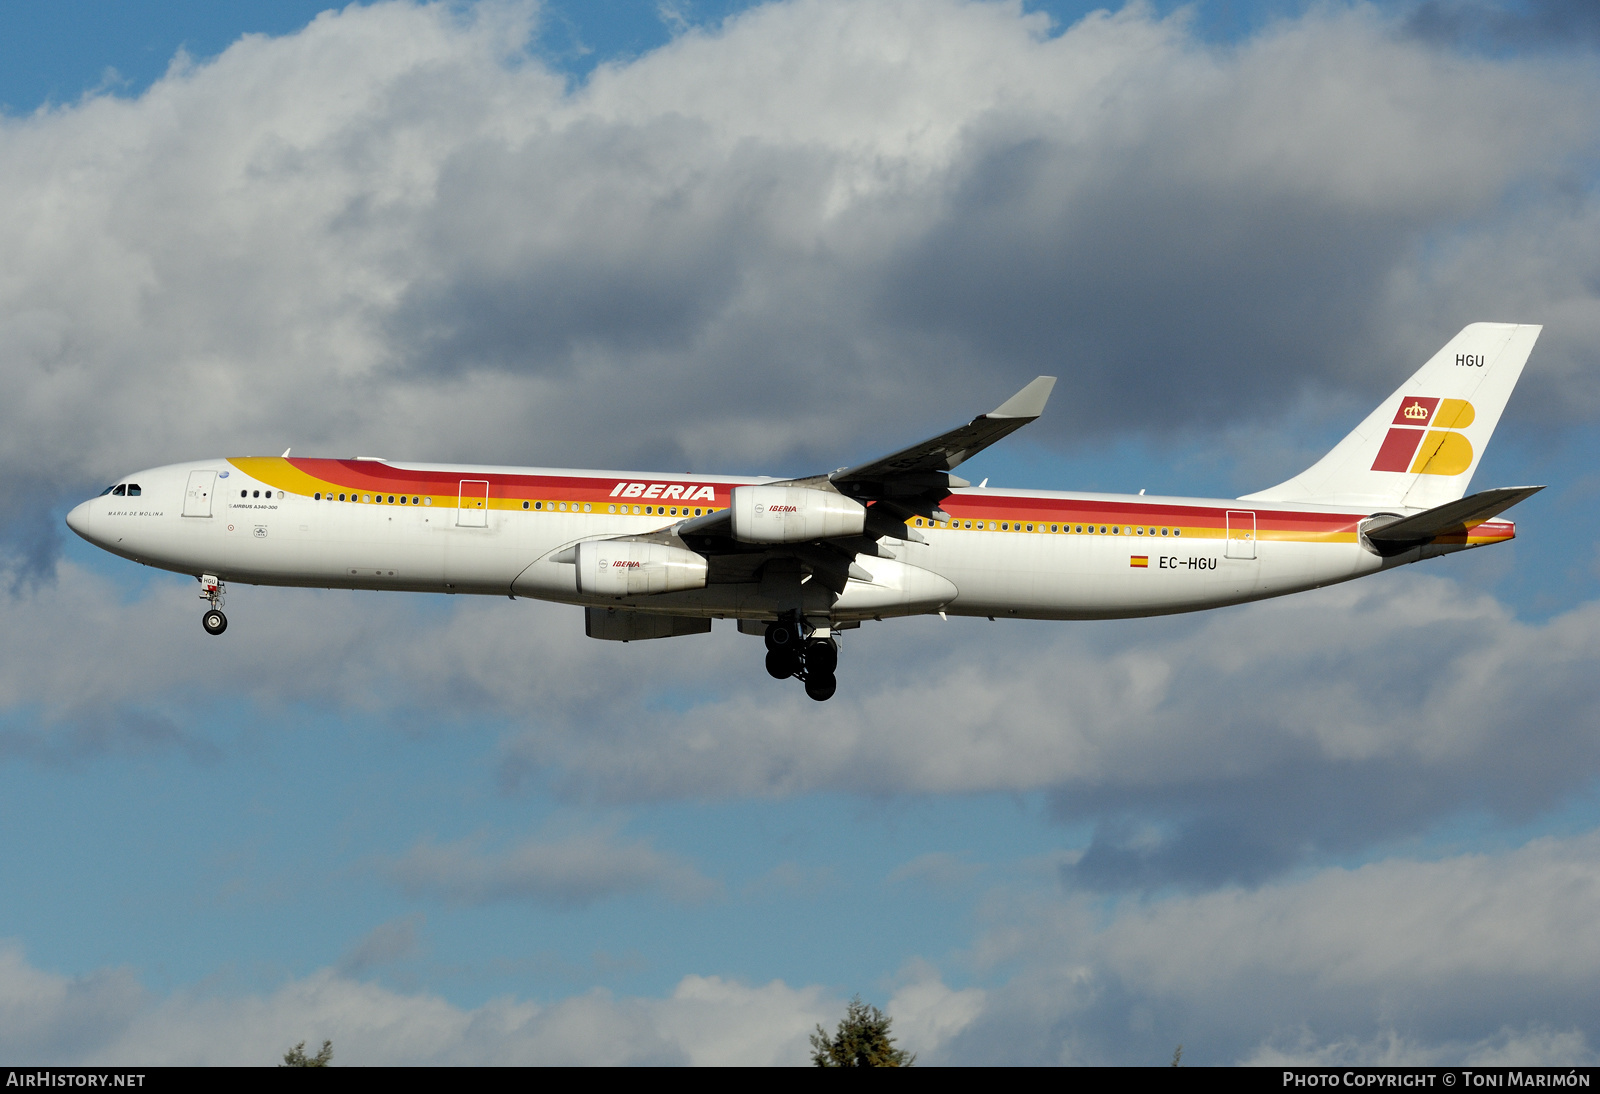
[575, 540, 708, 597]
[730, 485, 866, 544]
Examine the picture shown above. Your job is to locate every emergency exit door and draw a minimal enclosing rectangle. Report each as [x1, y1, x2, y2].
[182, 470, 216, 517]
[457, 480, 489, 527]
[1225, 510, 1257, 560]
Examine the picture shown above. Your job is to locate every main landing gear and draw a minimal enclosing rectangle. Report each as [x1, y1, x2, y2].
[764, 620, 838, 702]
[199, 574, 227, 635]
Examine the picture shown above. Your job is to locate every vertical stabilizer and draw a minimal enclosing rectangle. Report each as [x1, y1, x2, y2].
[1240, 323, 1541, 509]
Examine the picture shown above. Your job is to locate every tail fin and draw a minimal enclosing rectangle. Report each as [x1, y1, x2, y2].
[1241, 323, 1541, 509]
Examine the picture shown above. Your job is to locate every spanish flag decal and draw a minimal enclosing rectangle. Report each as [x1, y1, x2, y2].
[1130, 556, 1148, 568]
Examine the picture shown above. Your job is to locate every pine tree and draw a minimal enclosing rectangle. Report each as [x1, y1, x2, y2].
[810, 996, 914, 1067]
[281, 1040, 333, 1067]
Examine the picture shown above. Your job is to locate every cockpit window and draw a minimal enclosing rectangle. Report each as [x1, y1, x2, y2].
[112, 485, 126, 496]
[99, 485, 115, 496]
[127, 484, 141, 496]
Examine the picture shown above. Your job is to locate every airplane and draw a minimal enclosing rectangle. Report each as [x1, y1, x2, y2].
[66, 322, 1543, 702]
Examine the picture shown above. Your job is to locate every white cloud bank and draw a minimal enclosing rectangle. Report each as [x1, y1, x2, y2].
[0, 0, 1596, 519]
[6, 830, 1600, 1064]
[5, 550, 1598, 886]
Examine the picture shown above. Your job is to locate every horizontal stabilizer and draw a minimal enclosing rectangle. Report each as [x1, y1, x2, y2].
[1365, 485, 1543, 546]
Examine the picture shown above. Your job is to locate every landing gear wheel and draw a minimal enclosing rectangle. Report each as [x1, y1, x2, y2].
[766, 648, 800, 679]
[765, 622, 798, 653]
[804, 672, 837, 702]
[202, 609, 228, 636]
[803, 639, 837, 677]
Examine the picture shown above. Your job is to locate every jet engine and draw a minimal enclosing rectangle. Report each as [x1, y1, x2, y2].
[575, 540, 708, 597]
[730, 485, 866, 544]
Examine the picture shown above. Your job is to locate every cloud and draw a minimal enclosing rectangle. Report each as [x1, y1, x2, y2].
[934, 832, 1600, 1064]
[387, 827, 719, 908]
[8, 541, 1600, 889]
[0, 0, 1595, 560]
[0, 945, 144, 1063]
[886, 852, 983, 891]
[9, 829, 1600, 1064]
[339, 916, 424, 976]
[1406, 0, 1600, 50]
[0, 943, 836, 1065]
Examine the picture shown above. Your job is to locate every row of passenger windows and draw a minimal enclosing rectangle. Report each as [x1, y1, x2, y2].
[302, 492, 710, 519]
[914, 517, 1182, 537]
[313, 492, 430, 504]
[243, 490, 285, 499]
[522, 501, 708, 517]
[101, 483, 142, 496]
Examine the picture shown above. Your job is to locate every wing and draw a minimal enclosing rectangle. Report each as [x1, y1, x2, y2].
[673, 376, 1056, 588]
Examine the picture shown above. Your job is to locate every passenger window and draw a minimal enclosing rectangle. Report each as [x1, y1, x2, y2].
[583, 503, 592, 513]
[608, 504, 617, 514]
[387, 496, 394, 504]
[399, 495, 407, 504]
[693, 508, 702, 516]
[522, 501, 530, 509]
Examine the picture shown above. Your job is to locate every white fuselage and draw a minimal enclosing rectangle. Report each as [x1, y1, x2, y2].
[66, 456, 1511, 625]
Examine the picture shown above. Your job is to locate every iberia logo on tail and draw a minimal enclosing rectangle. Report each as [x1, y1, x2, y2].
[1371, 397, 1476, 476]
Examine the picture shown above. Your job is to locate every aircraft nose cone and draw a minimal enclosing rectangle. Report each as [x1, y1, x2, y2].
[65, 500, 94, 541]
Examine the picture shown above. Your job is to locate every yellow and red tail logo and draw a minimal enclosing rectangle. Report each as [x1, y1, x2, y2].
[1371, 398, 1476, 476]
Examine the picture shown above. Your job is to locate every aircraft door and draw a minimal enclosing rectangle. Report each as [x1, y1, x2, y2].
[457, 479, 489, 527]
[1225, 510, 1257, 560]
[182, 470, 216, 517]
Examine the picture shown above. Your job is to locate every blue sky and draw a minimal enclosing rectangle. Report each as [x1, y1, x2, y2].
[1, 0, 1599, 1066]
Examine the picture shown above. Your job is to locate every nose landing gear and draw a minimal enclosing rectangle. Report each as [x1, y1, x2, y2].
[764, 619, 838, 701]
[199, 574, 227, 636]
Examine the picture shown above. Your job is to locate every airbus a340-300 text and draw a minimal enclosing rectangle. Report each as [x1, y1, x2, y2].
[68, 323, 1543, 701]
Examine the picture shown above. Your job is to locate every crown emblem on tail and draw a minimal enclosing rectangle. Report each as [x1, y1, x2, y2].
[1403, 402, 1429, 420]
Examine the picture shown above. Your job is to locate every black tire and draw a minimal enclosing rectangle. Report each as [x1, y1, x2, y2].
[804, 639, 837, 677]
[765, 623, 796, 652]
[202, 609, 228, 636]
[804, 672, 837, 702]
[766, 648, 799, 679]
